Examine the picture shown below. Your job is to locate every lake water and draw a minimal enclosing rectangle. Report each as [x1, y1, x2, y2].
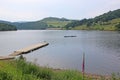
[0, 30, 120, 75]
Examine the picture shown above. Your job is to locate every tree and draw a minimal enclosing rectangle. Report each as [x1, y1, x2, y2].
[115, 23, 120, 31]
[0, 23, 17, 31]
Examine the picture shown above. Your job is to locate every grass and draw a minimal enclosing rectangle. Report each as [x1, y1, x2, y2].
[72, 18, 120, 31]
[73, 25, 91, 30]
[0, 58, 120, 80]
[0, 58, 84, 80]
[72, 24, 117, 31]
[46, 21, 71, 28]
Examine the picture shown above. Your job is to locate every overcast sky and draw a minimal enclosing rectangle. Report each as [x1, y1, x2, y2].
[0, 0, 120, 22]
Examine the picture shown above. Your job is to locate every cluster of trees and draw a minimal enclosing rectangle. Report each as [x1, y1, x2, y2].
[115, 23, 120, 31]
[65, 9, 120, 30]
[13, 21, 48, 30]
[65, 19, 87, 29]
[0, 23, 17, 31]
[94, 9, 120, 22]
[41, 17, 69, 22]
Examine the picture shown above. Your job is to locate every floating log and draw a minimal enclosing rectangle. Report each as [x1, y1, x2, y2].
[64, 36, 77, 37]
[9, 42, 49, 56]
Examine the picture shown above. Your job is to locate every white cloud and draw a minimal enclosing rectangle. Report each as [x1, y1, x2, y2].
[0, 0, 120, 21]
[85, 0, 120, 18]
[0, 6, 47, 21]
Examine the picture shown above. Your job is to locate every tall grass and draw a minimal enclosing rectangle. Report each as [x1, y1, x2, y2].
[0, 58, 84, 80]
[0, 58, 120, 80]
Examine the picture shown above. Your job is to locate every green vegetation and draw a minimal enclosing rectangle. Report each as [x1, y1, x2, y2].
[0, 58, 120, 80]
[72, 18, 120, 31]
[0, 23, 17, 31]
[13, 17, 71, 30]
[65, 9, 120, 31]
[13, 21, 48, 30]
[41, 17, 71, 29]
[0, 59, 84, 80]
[45, 21, 70, 28]
[41, 17, 69, 22]
[115, 22, 120, 31]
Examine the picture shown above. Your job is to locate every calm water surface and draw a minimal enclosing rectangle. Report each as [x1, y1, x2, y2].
[0, 30, 120, 75]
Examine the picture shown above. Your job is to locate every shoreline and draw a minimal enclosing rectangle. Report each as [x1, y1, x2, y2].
[0, 58, 118, 80]
[52, 68, 111, 80]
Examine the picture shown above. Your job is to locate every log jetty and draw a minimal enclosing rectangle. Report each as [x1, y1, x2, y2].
[9, 42, 49, 56]
[0, 56, 15, 60]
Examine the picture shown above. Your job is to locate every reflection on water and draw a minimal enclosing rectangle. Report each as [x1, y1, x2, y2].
[0, 30, 120, 75]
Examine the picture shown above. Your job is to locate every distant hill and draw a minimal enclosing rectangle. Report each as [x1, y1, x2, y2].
[41, 17, 71, 29]
[0, 20, 11, 24]
[0, 22, 17, 31]
[1, 9, 120, 30]
[65, 9, 120, 31]
[12, 17, 71, 30]
[41, 17, 69, 22]
[13, 21, 48, 30]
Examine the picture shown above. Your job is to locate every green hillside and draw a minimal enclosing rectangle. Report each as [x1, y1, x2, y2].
[0, 20, 11, 24]
[73, 18, 120, 30]
[0, 23, 17, 31]
[65, 9, 120, 31]
[41, 17, 69, 22]
[1, 9, 120, 30]
[13, 17, 71, 30]
[13, 21, 48, 30]
[41, 17, 71, 29]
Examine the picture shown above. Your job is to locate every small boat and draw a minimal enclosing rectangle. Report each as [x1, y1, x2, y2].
[64, 36, 77, 37]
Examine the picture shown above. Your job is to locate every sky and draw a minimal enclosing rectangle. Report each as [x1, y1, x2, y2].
[0, 0, 120, 22]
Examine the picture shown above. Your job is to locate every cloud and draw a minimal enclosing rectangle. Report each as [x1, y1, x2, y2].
[0, 6, 47, 21]
[85, 0, 120, 18]
[0, 0, 120, 21]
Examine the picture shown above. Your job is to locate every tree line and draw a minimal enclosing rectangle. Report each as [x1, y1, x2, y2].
[0, 23, 17, 31]
[65, 9, 120, 30]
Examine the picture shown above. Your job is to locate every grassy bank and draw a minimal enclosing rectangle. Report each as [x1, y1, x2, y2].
[0, 58, 120, 80]
[0, 59, 84, 80]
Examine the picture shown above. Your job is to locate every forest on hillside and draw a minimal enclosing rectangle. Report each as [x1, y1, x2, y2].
[0, 23, 17, 31]
[65, 9, 120, 30]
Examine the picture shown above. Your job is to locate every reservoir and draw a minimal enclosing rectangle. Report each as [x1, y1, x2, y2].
[0, 30, 120, 75]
